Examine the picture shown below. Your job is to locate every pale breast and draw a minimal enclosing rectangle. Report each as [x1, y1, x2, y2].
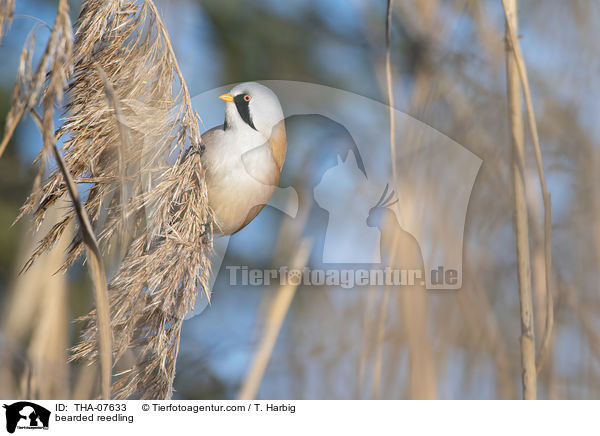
[202, 125, 284, 234]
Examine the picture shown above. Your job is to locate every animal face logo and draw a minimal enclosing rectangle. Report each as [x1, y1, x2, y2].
[2, 402, 50, 433]
[260, 81, 480, 290]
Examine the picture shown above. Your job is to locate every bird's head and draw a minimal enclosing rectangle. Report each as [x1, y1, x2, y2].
[219, 82, 284, 139]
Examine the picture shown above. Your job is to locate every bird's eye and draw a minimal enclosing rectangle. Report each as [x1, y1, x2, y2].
[243, 94, 251, 102]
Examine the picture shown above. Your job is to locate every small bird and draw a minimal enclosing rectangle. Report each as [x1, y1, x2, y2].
[201, 82, 286, 235]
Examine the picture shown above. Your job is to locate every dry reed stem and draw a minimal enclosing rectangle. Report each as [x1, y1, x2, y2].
[368, 0, 396, 401]
[356, 285, 378, 398]
[0, 202, 72, 398]
[31, 109, 112, 400]
[26, 245, 70, 399]
[3, 0, 211, 399]
[0, 0, 70, 162]
[371, 0, 440, 400]
[397, 274, 436, 398]
[385, 0, 397, 182]
[238, 239, 313, 400]
[500, 0, 553, 373]
[0, 0, 114, 398]
[369, 231, 402, 399]
[503, 0, 536, 400]
[0, 0, 15, 38]
[370, 286, 391, 399]
[458, 282, 516, 399]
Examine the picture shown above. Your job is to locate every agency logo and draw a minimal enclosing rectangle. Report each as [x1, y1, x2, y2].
[2, 402, 50, 434]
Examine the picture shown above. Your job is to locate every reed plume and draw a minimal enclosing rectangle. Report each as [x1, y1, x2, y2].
[2, 0, 212, 399]
[0, 0, 14, 38]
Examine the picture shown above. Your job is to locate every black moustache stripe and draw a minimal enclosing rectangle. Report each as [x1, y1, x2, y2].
[234, 94, 257, 131]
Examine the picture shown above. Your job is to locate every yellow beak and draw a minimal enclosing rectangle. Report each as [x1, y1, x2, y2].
[219, 93, 234, 102]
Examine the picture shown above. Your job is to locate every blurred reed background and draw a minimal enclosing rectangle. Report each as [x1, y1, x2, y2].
[0, 0, 599, 399]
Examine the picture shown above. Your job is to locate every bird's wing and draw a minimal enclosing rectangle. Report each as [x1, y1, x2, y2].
[268, 120, 287, 171]
[200, 124, 225, 148]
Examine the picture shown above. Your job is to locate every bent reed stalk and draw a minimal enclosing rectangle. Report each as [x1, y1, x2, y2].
[0, 0, 212, 399]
